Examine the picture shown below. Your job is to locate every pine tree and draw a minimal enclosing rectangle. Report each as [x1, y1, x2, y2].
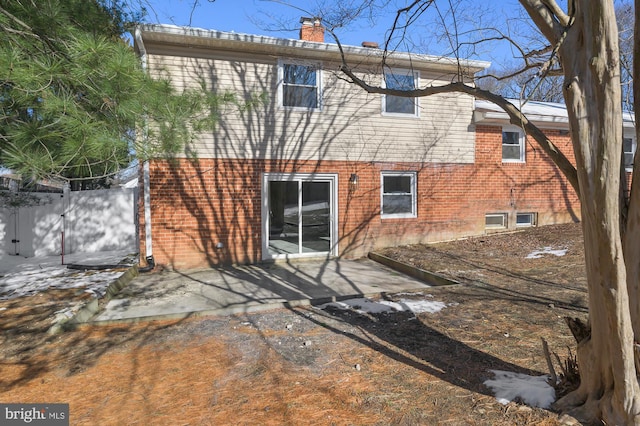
[0, 0, 221, 185]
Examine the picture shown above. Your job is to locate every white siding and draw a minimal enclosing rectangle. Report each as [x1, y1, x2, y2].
[147, 47, 476, 164]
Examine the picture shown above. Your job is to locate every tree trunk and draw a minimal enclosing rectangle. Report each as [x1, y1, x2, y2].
[551, 1, 640, 423]
[624, 0, 640, 342]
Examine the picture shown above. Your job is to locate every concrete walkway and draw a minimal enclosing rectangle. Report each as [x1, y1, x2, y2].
[93, 258, 431, 323]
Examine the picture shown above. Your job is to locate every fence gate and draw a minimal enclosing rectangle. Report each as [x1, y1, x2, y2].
[1, 188, 137, 258]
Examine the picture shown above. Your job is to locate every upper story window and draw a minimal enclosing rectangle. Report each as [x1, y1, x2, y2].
[381, 171, 417, 219]
[382, 69, 419, 117]
[279, 60, 321, 110]
[624, 137, 636, 170]
[502, 126, 525, 163]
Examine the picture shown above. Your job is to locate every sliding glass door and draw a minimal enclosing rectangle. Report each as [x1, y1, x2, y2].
[262, 173, 337, 259]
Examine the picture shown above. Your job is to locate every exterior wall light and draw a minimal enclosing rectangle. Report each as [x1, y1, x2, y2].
[349, 173, 359, 192]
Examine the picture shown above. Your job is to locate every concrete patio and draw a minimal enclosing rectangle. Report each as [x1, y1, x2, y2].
[94, 258, 432, 323]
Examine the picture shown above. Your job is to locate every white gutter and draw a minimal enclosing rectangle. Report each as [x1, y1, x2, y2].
[474, 99, 636, 130]
[139, 24, 492, 74]
[135, 27, 153, 260]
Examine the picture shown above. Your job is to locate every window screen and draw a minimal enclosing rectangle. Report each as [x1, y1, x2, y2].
[384, 71, 417, 115]
[381, 172, 416, 218]
[282, 63, 318, 109]
[502, 131, 523, 161]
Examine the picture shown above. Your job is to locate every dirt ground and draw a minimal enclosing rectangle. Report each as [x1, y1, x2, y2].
[0, 223, 587, 425]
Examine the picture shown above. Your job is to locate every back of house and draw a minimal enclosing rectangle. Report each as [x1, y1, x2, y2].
[134, 19, 599, 269]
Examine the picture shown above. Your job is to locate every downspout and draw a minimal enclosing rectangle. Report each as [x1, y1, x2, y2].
[61, 182, 70, 264]
[10, 180, 19, 256]
[135, 26, 155, 272]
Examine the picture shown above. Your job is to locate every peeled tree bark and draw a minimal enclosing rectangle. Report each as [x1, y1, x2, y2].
[520, 1, 640, 423]
[337, 0, 640, 421]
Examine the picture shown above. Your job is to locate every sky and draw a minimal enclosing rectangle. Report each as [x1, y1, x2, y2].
[141, 0, 528, 68]
[143, 0, 411, 45]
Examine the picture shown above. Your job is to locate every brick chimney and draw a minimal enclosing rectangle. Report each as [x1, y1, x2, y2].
[361, 41, 379, 49]
[299, 17, 324, 43]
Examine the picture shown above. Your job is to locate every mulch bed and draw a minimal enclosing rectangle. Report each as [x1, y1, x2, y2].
[0, 223, 586, 425]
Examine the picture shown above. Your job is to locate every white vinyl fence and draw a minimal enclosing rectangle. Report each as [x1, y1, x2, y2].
[0, 187, 138, 258]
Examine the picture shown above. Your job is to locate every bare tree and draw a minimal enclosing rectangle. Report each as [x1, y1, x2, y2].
[618, 1, 634, 111]
[324, 0, 640, 423]
[478, 1, 634, 107]
[479, 65, 565, 102]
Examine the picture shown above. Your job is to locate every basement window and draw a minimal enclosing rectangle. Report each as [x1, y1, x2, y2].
[485, 213, 507, 229]
[516, 212, 537, 227]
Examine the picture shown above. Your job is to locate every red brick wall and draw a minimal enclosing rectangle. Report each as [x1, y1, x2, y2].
[472, 125, 580, 227]
[139, 126, 581, 269]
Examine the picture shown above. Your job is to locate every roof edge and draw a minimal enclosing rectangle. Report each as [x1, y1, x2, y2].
[137, 24, 492, 74]
[474, 99, 635, 129]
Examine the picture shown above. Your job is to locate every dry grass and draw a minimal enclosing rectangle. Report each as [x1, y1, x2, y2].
[0, 223, 587, 425]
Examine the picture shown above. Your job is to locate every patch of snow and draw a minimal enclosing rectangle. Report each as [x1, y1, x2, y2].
[483, 370, 556, 409]
[0, 250, 133, 301]
[526, 247, 568, 259]
[317, 298, 395, 314]
[391, 299, 448, 314]
[316, 297, 448, 315]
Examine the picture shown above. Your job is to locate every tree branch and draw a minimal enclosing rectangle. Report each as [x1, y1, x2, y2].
[541, 0, 570, 26]
[339, 64, 579, 194]
[519, 0, 566, 44]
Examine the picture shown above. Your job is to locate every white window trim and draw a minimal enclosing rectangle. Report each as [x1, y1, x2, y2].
[381, 68, 420, 118]
[277, 59, 322, 111]
[380, 171, 417, 219]
[624, 135, 636, 172]
[502, 125, 526, 163]
[261, 172, 338, 260]
[516, 212, 537, 227]
[485, 213, 508, 229]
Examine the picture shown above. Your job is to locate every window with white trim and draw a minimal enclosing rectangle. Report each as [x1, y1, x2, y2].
[485, 213, 507, 229]
[516, 212, 537, 227]
[381, 172, 417, 218]
[502, 126, 525, 162]
[279, 61, 321, 109]
[383, 69, 418, 116]
[624, 137, 636, 170]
